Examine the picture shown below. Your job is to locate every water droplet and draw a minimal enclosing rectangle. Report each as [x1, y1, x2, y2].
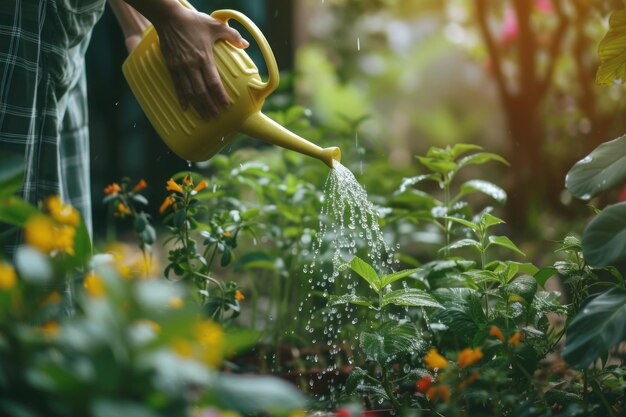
[580, 156, 593, 164]
[357, 37, 361, 51]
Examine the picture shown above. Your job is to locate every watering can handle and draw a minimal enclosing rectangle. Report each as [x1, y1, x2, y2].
[211, 9, 280, 98]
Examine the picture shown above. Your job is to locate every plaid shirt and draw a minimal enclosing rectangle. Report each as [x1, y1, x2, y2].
[0, 0, 106, 239]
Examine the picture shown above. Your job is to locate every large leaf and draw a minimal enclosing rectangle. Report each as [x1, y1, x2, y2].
[458, 180, 507, 204]
[565, 134, 626, 200]
[380, 322, 423, 358]
[581, 202, 626, 267]
[381, 289, 443, 309]
[215, 374, 308, 413]
[0, 197, 39, 226]
[350, 256, 380, 292]
[563, 288, 626, 369]
[0, 151, 24, 198]
[596, 10, 626, 85]
[378, 268, 420, 289]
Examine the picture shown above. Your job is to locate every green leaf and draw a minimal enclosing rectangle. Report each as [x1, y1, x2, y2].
[487, 235, 525, 256]
[345, 367, 367, 394]
[327, 294, 373, 307]
[381, 289, 443, 309]
[596, 10, 626, 85]
[534, 267, 558, 287]
[416, 156, 456, 174]
[565, 134, 626, 199]
[0, 151, 24, 198]
[378, 268, 421, 289]
[380, 322, 423, 357]
[350, 256, 381, 292]
[215, 374, 308, 414]
[457, 152, 509, 169]
[360, 331, 385, 363]
[70, 217, 93, 269]
[563, 288, 626, 369]
[450, 144, 482, 159]
[92, 400, 160, 417]
[444, 216, 479, 232]
[458, 180, 507, 204]
[0, 197, 39, 226]
[581, 202, 626, 267]
[503, 275, 537, 304]
[439, 238, 481, 254]
[479, 212, 505, 230]
[396, 175, 437, 193]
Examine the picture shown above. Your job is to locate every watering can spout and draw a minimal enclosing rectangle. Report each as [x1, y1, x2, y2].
[240, 112, 341, 168]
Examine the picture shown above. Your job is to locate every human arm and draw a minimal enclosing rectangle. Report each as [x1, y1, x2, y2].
[107, 0, 150, 52]
[111, 0, 249, 119]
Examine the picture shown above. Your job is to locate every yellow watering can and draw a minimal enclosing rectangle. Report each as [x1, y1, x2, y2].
[122, 5, 341, 168]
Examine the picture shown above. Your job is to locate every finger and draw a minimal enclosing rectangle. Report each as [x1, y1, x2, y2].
[187, 68, 217, 120]
[170, 68, 190, 111]
[202, 59, 230, 109]
[219, 25, 249, 49]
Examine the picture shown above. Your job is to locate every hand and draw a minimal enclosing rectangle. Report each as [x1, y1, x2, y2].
[152, 6, 249, 119]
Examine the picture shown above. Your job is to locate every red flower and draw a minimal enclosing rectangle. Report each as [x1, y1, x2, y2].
[416, 375, 433, 393]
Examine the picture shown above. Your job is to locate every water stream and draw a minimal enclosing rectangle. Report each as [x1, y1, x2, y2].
[298, 160, 396, 401]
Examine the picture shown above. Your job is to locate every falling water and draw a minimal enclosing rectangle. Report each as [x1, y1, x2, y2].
[299, 160, 396, 403]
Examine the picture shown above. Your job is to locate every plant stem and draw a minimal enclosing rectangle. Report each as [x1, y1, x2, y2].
[381, 368, 402, 410]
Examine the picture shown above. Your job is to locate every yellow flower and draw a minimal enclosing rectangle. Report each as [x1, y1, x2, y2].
[424, 348, 448, 370]
[223, 230, 233, 238]
[508, 331, 523, 346]
[159, 196, 175, 214]
[457, 348, 483, 368]
[131, 179, 148, 192]
[55, 225, 76, 256]
[168, 296, 183, 309]
[24, 215, 56, 253]
[104, 182, 121, 195]
[41, 321, 60, 339]
[195, 320, 224, 368]
[489, 325, 505, 341]
[166, 178, 184, 194]
[235, 289, 245, 302]
[171, 339, 194, 358]
[0, 263, 17, 290]
[116, 203, 131, 216]
[193, 179, 208, 193]
[183, 175, 193, 186]
[47, 196, 80, 227]
[83, 273, 106, 297]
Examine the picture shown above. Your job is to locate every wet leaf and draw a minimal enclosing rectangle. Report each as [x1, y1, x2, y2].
[563, 288, 626, 369]
[458, 180, 507, 204]
[565, 134, 626, 200]
[582, 202, 626, 267]
[350, 256, 381, 292]
[381, 289, 443, 309]
[487, 236, 525, 256]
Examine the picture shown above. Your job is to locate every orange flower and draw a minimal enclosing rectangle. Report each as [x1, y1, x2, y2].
[159, 196, 175, 214]
[104, 182, 121, 195]
[0, 263, 17, 290]
[416, 375, 433, 393]
[235, 290, 245, 302]
[193, 179, 208, 193]
[489, 325, 505, 341]
[183, 175, 193, 186]
[508, 331, 523, 346]
[166, 178, 184, 194]
[424, 348, 448, 370]
[41, 291, 61, 305]
[117, 203, 131, 216]
[131, 179, 148, 192]
[457, 348, 483, 368]
[460, 371, 480, 389]
[426, 385, 450, 402]
[41, 321, 60, 339]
